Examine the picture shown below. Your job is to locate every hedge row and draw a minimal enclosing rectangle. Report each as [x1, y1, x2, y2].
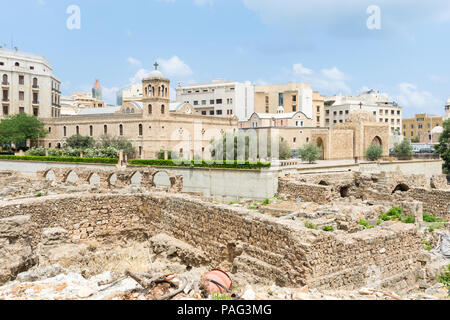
[0, 155, 118, 164]
[129, 159, 271, 169]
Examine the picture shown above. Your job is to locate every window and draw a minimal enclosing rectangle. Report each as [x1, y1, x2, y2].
[2, 74, 7, 84]
[216, 99, 222, 104]
[293, 138, 297, 143]
[161, 105, 165, 114]
[317, 117, 320, 122]
[19, 91, 24, 101]
[104, 125, 108, 134]
[326, 110, 330, 115]
[292, 95, 297, 102]
[139, 124, 143, 136]
[317, 106, 320, 112]
[333, 111, 337, 116]
[345, 110, 349, 115]
[202, 100, 206, 105]
[0, 62, 3, 66]
[33, 107, 39, 117]
[89, 126, 93, 137]
[201, 111, 206, 115]
[148, 104, 152, 114]
[210, 100, 214, 105]
[19, 107, 24, 114]
[32, 78, 38, 87]
[119, 124, 123, 136]
[216, 110, 223, 115]
[292, 105, 297, 112]
[15, 62, 19, 67]
[19, 75, 24, 85]
[193, 101, 199, 106]
[30, 66, 34, 70]
[2, 105, 8, 115]
[63, 126, 67, 137]
[76, 126, 80, 135]
[278, 93, 284, 106]
[209, 111, 214, 115]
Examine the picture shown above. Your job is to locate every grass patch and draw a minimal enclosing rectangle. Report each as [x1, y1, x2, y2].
[360, 219, 374, 229]
[402, 216, 416, 224]
[438, 265, 450, 291]
[211, 292, 233, 300]
[428, 224, 444, 233]
[322, 226, 334, 232]
[423, 213, 446, 223]
[304, 222, 318, 230]
[262, 198, 270, 206]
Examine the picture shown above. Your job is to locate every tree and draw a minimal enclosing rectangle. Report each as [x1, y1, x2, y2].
[394, 139, 414, 160]
[435, 120, 450, 173]
[0, 114, 47, 148]
[210, 133, 292, 161]
[96, 135, 135, 158]
[298, 142, 322, 164]
[365, 144, 383, 161]
[65, 135, 95, 149]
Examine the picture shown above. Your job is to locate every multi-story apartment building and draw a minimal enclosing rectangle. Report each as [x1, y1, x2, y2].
[324, 90, 402, 135]
[116, 83, 143, 106]
[402, 113, 445, 142]
[175, 79, 254, 121]
[60, 80, 108, 116]
[0, 48, 61, 119]
[253, 82, 325, 127]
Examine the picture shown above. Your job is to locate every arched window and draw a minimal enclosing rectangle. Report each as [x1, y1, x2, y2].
[148, 104, 152, 114]
[161, 104, 165, 114]
[161, 85, 165, 97]
[126, 108, 130, 113]
[49, 143, 52, 148]
[89, 125, 93, 137]
[76, 126, 80, 135]
[15, 62, 19, 67]
[104, 125, 108, 135]
[48, 127, 52, 133]
[32, 78, 38, 87]
[145, 87, 148, 96]
[63, 126, 67, 137]
[119, 124, 123, 136]
[2, 74, 7, 84]
[139, 124, 143, 136]
[148, 86, 152, 96]
[165, 87, 168, 97]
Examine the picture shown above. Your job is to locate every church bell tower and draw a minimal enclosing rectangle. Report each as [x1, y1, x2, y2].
[142, 62, 170, 118]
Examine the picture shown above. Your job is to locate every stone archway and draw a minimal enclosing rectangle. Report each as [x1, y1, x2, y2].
[153, 171, 171, 189]
[371, 136, 382, 147]
[392, 183, 410, 194]
[316, 137, 325, 160]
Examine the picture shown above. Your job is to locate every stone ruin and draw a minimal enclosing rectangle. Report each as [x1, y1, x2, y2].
[0, 168, 448, 300]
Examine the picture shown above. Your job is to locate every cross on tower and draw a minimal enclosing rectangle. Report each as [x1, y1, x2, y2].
[153, 62, 159, 70]
[359, 102, 363, 109]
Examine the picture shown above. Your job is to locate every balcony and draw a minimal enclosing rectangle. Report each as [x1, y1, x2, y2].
[1, 82, 9, 87]
[1, 97, 9, 103]
[32, 100, 39, 105]
[32, 85, 40, 90]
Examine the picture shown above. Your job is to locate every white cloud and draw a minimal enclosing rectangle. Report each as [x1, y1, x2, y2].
[127, 57, 142, 67]
[291, 63, 351, 94]
[102, 86, 121, 105]
[293, 63, 313, 76]
[157, 56, 193, 78]
[392, 83, 442, 114]
[129, 68, 150, 84]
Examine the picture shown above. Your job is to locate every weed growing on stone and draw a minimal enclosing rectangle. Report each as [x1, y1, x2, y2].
[360, 219, 374, 229]
[423, 213, 446, 223]
[323, 226, 334, 232]
[304, 222, 318, 230]
[211, 292, 233, 300]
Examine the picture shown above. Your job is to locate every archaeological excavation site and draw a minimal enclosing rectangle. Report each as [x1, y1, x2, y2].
[0, 166, 449, 301]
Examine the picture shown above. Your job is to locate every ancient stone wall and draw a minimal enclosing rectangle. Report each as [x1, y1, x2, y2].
[0, 193, 423, 291]
[408, 188, 450, 219]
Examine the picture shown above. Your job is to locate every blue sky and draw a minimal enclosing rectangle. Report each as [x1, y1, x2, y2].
[1, 0, 450, 117]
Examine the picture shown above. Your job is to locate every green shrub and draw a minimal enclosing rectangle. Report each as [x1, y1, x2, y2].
[423, 213, 446, 223]
[262, 198, 270, 206]
[365, 144, 383, 161]
[304, 222, 318, 230]
[323, 226, 334, 232]
[380, 207, 403, 221]
[298, 142, 322, 164]
[0, 155, 118, 164]
[423, 241, 432, 251]
[129, 159, 271, 170]
[438, 265, 450, 290]
[26, 147, 47, 157]
[402, 216, 416, 224]
[360, 219, 374, 229]
[65, 135, 95, 149]
[428, 224, 444, 233]
[394, 139, 414, 160]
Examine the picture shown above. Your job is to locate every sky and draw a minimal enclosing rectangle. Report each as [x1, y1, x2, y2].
[1, 0, 450, 117]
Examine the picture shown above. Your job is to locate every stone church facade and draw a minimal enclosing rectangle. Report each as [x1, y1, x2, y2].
[41, 69, 239, 160]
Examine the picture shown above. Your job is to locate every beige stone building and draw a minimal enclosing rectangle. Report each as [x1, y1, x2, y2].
[41, 68, 238, 159]
[254, 82, 325, 128]
[445, 98, 450, 120]
[60, 80, 108, 116]
[0, 48, 61, 119]
[402, 113, 445, 142]
[312, 110, 390, 160]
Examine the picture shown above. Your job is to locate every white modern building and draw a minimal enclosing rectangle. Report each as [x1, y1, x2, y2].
[116, 83, 143, 106]
[175, 79, 254, 121]
[325, 90, 402, 135]
[0, 48, 61, 120]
